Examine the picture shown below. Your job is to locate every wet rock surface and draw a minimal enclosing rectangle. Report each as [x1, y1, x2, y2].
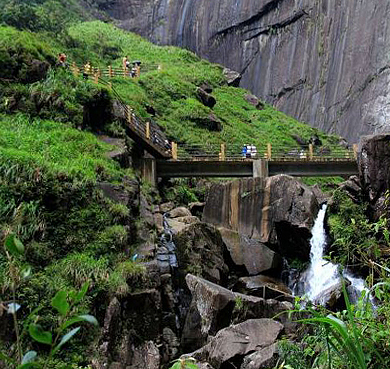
[203, 175, 319, 260]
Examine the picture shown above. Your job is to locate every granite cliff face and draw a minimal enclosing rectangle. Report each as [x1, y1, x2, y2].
[96, 0, 390, 143]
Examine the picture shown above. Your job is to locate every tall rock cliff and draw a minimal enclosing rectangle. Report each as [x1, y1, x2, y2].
[97, 0, 390, 143]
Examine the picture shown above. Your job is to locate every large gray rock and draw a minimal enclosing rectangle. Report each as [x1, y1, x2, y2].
[358, 134, 390, 218]
[169, 206, 192, 218]
[174, 224, 229, 284]
[218, 227, 282, 275]
[203, 175, 319, 260]
[197, 87, 217, 108]
[240, 343, 279, 369]
[189, 319, 283, 369]
[182, 274, 292, 350]
[223, 67, 242, 87]
[96, 0, 390, 142]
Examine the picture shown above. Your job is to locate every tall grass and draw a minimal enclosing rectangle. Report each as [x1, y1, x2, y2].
[0, 113, 123, 181]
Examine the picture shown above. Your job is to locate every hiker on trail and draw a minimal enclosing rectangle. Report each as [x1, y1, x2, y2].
[122, 56, 128, 70]
[130, 63, 137, 78]
[242, 145, 247, 158]
[251, 144, 257, 158]
[83, 61, 91, 80]
[57, 53, 67, 67]
[246, 144, 252, 158]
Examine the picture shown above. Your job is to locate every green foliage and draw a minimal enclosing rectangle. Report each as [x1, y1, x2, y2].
[0, 25, 56, 81]
[0, 0, 86, 34]
[169, 357, 199, 369]
[1, 235, 97, 369]
[328, 189, 387, 270]
[161, 179, 199, 205]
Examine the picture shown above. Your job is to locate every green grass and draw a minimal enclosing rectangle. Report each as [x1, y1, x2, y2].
[0, 113, 124, 181]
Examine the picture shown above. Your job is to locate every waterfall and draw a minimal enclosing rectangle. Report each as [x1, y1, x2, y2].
[305, 204, 339, 304]
[303, 204, 369, 305]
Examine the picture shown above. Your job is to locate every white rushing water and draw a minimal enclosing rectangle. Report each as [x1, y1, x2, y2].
[304, 204, 369, 305]
[305, 204, 339, 303]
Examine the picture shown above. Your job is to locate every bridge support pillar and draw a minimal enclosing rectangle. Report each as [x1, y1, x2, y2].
[141, 158, 157, 186]
[253, 159, 268, 178]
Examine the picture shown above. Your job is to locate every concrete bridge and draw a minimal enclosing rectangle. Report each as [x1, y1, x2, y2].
[155, 159, 358, 179]
[94, 75, 358, 183]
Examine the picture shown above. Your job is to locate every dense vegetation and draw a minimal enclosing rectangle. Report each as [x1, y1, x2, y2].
[1, 1, 387, 369]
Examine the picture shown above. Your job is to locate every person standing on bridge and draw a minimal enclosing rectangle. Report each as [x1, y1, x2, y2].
[242, 145, 247, 158]
[122, 56, 129, 72]
[83, 61, 91, 80]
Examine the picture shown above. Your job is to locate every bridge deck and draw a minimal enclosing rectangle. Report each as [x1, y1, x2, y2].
[156, 159, 358, 178]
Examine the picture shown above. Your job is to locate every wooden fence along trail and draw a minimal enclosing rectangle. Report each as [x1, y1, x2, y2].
[69, 62, 358, 179]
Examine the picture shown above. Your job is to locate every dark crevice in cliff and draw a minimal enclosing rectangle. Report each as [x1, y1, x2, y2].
[244, 9, 308, 41]
[212, 0, 285, 39]
[271, 79, 307, 100]
[240, 47, 261, 76]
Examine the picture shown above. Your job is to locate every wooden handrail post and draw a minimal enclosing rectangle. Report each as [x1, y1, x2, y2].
[309, 144, 313, 160]
[127, 106, 132, 124]
[267, 143, 272, 160]
[94, 72, 99, 84]
[353, 144, 358, 159]
[136, 65, 141, 78]
[220, 143, 226, 161]
[172, 142, 178, 160]
[146, 121, 150, 139]
[108, 65, 113, 78]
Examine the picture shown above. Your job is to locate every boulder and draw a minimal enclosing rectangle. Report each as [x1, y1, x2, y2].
[218, 227, 282, 275]
[196, 87, 216, 108]
[199, 82, 213, 93]
[97, 181, 135, 205]
[203, 175, 319, 260]
[189, 319, 283, 369]
[166, 218, 192, 234]
[189, 201, 206, 216]
[175, 215, 200, 224]
[24, 59, 50, 83]
[240, 343, 279, 369]
[174, 224, 229, 285]
[128, 341, 160, 369]
[358, 134, 390, 218]
[182, 274, 292, 350]
[160, 202, 176, 213]
[338, 175, 363, 203]
[234, 275, 293, 302]
[161, 327, 180, 363]
[192, 113, 223, 131]
[244, 93, 264, 110]
[101, 136, 130, 168]
[223, 67, 242, 87]
[169, 206, 192, 218]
